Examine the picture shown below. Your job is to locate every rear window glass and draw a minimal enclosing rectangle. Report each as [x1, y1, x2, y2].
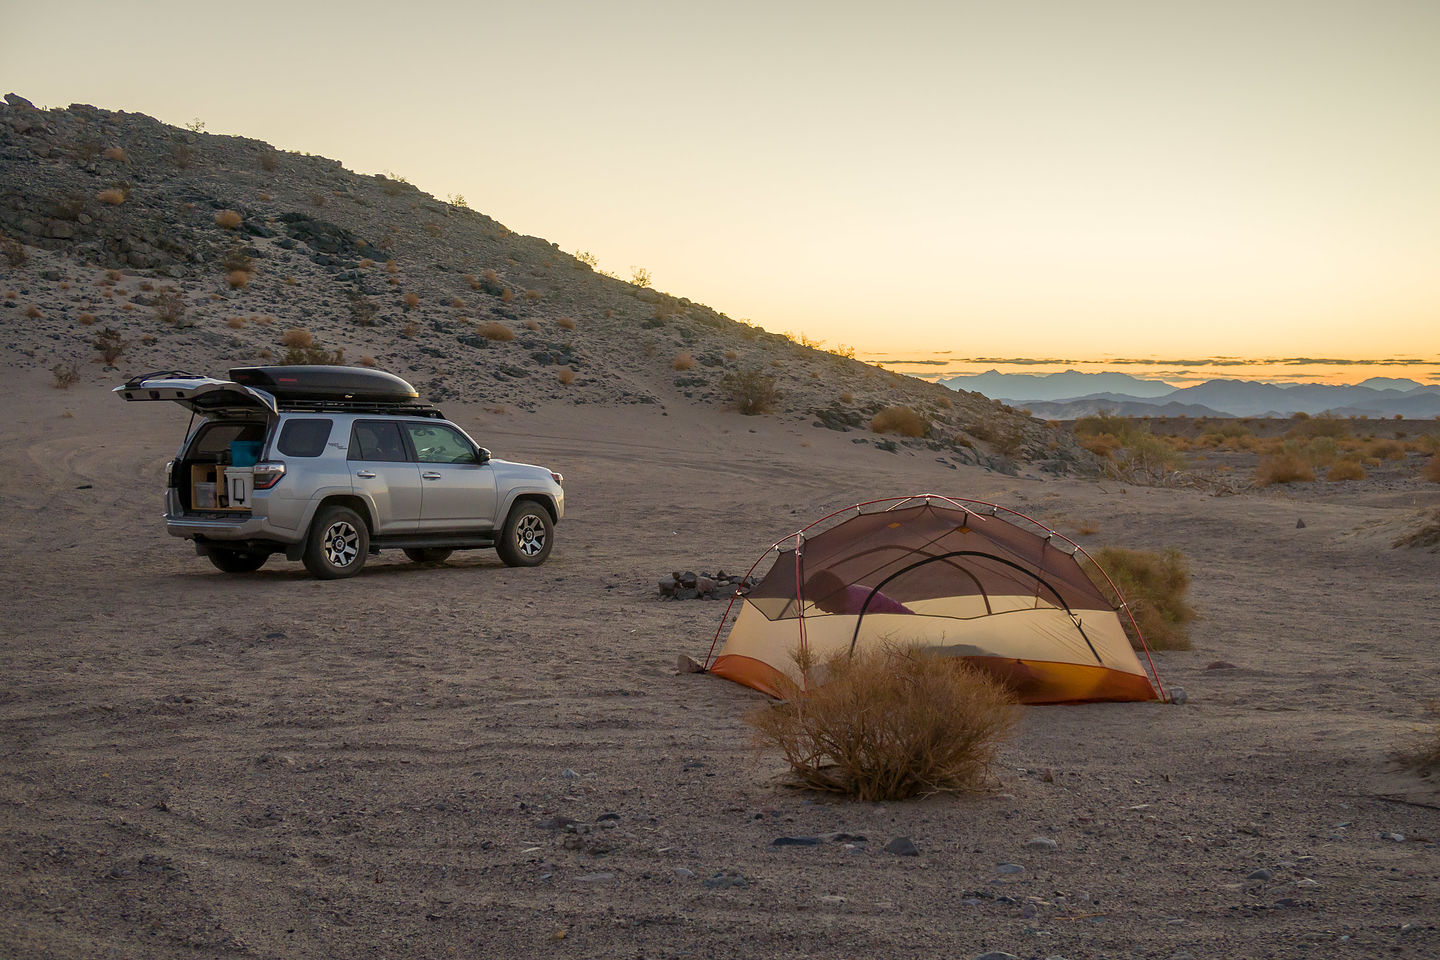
[348, 421, 410, 462]
[189, 422, 266, 457]
[277, 419, 333, 457]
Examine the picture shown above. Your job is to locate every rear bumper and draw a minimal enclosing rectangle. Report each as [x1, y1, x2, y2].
[164, 514, 304, 546]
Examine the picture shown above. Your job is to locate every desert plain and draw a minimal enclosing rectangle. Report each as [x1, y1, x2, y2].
[1, 364, 1437, 960]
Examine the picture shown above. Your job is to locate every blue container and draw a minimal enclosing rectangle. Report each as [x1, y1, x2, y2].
[230, 440, 262, 467]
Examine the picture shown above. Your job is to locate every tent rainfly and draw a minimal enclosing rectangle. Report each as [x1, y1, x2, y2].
[704, 496, 1168, 705]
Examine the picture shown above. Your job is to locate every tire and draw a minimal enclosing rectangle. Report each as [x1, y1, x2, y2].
[403, 547, 453, 564]
[496, 500, 553, 567]
[302, 505, 369, 579]
[207, 548, 268, 573]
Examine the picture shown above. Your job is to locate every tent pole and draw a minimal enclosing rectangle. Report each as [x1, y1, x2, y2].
[793, 533, 810, 693]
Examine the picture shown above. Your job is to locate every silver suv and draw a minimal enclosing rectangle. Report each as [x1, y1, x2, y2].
[116, 366, 565, 579]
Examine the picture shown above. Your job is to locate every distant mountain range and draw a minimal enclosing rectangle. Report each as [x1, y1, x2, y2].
[940, 370, 1440, 419]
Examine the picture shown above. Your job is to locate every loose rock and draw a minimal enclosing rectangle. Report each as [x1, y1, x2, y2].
[884, 836, 919, 857]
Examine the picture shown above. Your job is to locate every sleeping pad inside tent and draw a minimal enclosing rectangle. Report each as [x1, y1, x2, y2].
[705, 497, 1163, 705]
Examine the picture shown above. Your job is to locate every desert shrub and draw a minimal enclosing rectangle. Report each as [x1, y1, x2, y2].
[348, 291, 378, 326]
[1424, 455, 1440, 483]
[1, 235, 26, 267]
[226, 316, 246, 329]
[1074, 412, 1135, 441]
[1112, 434, 1184, 480]
[477, 321, 515, 342]
[24, 305, 41, 319]
[78, 313, 96, 325]
[281, 345, 343, 365]
[451, 297, 465, 309]
[557, 367, 576, 385]
[1304, 436, 1341, 466]
[153, 287, 185, 325]
[214, 209, 242, 229]
[425, 222, 443, 237]
[870, 405, 927, 438]
[1367, 438, 1406, 461]
[259, 151, 278, 172]
[385, 260, 399, 274]
[51, 362, 80, 388]
[280, 328, 314, 349]
[1395, 705, 1440, 777]
[672, 352, 695, 371]
[557, 315, 576, 330]
[103, 146, 128, 163]
[747, 645, 1017, 801]
[360, 355, 376, 368]
[403, 292, 419, 308]
[400, 321, 418, 337]
[1085, 547, 1198, 651]
[96, 188, 126, 205]
[839, 391, 854, 404]
[222, 245, 253, 273]
[525, 289, 542, 302]
[524, 319, 540, 331]
[1326, 459, 1367, 482]
[500, 288, 514, 303]
[1255, 452, 1315, 485]
[92, 328, 128, 364]
[629, 266, 652, 287]
[1288, 416, 1350, 440]
[721, 367, 782, 415]
[226, 270, 249, 289]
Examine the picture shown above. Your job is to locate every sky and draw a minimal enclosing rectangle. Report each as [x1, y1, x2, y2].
[4, 0, 1438, 384]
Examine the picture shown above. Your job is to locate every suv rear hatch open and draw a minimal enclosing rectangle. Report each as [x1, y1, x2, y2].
[114, 371, 279, 416]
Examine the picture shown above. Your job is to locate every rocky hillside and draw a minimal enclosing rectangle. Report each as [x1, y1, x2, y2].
[0, 94, 1093, 474]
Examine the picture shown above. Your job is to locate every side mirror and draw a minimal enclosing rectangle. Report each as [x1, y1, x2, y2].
[476, 446, 491, 464]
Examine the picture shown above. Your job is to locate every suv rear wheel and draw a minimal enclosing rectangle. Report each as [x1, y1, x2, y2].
[207, 548, 268, 573]
[403, 547, 453, 564]
[497, 500, 553, 567]
[303, 505, 369, 579]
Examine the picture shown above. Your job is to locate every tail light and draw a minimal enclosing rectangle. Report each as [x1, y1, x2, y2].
[252, 461, 287, 490]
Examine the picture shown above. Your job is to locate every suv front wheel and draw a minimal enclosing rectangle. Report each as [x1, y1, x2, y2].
[497, 501, 553, 567]
[303, 505, 369, 579]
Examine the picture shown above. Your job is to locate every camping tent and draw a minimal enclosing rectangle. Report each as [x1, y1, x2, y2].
[704, 496, 1166, 705]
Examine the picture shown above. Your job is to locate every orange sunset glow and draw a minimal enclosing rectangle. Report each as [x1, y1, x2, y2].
[5, 0, 1437, 384]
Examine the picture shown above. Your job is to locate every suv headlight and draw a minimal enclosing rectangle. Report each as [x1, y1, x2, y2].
[550, 471, 564, 487]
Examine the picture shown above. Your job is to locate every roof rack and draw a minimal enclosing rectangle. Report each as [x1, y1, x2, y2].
[276, 399, 446, 418]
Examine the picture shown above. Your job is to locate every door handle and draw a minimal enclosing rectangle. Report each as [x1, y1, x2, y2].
[355, 470, 376, 479]
[422, 472, 442, 480]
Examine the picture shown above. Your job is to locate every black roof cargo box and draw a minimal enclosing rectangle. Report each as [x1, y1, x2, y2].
[228, 366, 420, 403]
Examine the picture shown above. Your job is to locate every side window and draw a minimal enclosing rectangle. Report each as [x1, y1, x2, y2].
[403, 423, 477, 464]
[348, 421, 410, 462]
[277, 419, 333, 457]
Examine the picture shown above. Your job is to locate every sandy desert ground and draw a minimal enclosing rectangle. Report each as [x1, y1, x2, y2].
[2, 365, 1438, 960]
